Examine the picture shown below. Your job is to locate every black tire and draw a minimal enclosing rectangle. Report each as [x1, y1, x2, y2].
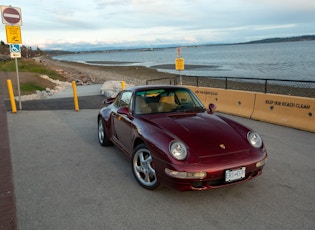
[131, 143, 159, 190]
[98, 116, 112, 146]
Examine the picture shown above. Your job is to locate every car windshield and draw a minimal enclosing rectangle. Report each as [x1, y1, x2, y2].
[134, 88, 205, 115]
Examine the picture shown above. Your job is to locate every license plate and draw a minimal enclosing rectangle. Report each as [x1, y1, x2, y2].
[225, 167, 246, 182]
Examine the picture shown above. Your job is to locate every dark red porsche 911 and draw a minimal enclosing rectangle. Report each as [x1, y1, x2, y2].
[97, 85, 267, 191]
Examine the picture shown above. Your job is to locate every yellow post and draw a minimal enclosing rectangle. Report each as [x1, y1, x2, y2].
[7, 80, 17, 113]
[72, 81, 79, 111]
[121, 81, 126, 90]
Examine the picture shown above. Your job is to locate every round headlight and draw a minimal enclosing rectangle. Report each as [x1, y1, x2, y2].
[247, 131, 263, 148]
[169, 141, 187, 160]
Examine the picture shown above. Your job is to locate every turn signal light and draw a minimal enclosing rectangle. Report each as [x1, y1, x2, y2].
[256, 158, 267, 168]
[165, 168, 207, 179]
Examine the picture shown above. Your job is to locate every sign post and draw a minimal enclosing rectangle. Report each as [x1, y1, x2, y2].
[1, 5, 23, 110]
[175, 47, 184, 85]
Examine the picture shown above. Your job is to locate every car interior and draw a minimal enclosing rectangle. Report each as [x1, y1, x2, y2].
[134, 89, 201, 115]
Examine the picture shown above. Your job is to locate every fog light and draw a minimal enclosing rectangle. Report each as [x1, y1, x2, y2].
[165, 168, 207, 179]
[256, 158, 267, 168]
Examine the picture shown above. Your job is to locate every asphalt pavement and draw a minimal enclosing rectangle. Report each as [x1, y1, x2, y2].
[1, 84, 315, 229]
[6, 108, 315, 229]
[4, 84, 106, 111]
[0, 84, 105, 229]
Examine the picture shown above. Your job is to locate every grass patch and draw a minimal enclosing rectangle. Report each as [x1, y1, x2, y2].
[0, 58, 63, 80]
[20, 82, 46, 93]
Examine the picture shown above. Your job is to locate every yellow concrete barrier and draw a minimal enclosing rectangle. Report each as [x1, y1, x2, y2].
[251, 93, 315, 132]
[188, 86, 208, 106]
[189, 86, 315, 132]
[188, 86, 256, 118]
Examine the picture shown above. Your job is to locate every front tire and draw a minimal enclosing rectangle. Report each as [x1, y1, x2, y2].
[98, 116, 112, 146]
[132, 144, 159, 190]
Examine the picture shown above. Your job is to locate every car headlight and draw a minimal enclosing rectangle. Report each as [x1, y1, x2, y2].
[247, 131, 263, 148]
[169, 141, 187, 160]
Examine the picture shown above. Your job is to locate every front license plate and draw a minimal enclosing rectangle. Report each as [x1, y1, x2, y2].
[225, 167, 246, 182]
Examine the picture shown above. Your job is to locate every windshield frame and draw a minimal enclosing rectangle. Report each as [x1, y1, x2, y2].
[133, 87, 205, 115]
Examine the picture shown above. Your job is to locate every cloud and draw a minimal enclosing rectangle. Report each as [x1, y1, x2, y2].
[246, 0, 315, 11]
[1, 0, 314, 50]
[253, 24, 297, 31]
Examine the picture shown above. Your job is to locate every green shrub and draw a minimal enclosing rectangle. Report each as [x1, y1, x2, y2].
[0, 58, 62, 80]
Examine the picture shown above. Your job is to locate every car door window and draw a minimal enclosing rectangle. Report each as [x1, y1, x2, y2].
[119, 91, 132, 108]
[113, 93, 121, 108]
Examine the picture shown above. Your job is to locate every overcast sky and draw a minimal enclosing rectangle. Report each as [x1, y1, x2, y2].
[1, 0, 314, 51]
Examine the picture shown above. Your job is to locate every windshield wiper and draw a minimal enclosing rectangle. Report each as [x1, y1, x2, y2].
[176, 106, 206, 113]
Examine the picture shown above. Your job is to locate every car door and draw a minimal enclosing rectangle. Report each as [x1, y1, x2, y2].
[112, 91, 134, 153]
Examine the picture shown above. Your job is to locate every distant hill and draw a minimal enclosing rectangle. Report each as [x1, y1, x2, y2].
[240, 35, 315, 44]
[1, 35, 315, 55]
[42, 35, 315, 53]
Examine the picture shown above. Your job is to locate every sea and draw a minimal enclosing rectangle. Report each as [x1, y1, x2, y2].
[53, 41, 315, 82]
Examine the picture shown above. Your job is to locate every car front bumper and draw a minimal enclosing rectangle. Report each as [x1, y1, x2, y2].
[158, 155, 267, 191]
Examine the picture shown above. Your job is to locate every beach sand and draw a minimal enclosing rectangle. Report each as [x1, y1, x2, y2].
[40, 56, 179, 86]
[41, 56, 315, 98]
[1, 56, 314, 99]
[0, 56, 178, 99]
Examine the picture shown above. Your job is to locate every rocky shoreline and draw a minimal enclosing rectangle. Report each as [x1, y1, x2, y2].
[39, 56, 178, 86]
[39, 56, 314, 98]
[1, 56, 313, 100]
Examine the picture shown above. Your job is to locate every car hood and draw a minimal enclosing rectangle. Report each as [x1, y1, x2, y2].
[146, 113, 250, 158]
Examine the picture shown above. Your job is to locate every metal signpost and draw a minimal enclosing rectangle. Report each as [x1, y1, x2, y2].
[175, 47, 184, 85]
[1, 5, 23, 109]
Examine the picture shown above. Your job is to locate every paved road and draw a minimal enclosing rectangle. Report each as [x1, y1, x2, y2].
[4, 95, 105, 111]
[4, 84, 106, 111]
[0, 80, 107, 228]
[7, 109, 315, 230]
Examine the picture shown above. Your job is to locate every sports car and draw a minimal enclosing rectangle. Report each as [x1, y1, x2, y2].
[97, 85, 267, 191]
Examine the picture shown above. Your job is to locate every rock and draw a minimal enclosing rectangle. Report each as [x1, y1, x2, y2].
[90, 76, 96, 83]
[100, 80, 134, 97]
[81, 76, 88, 83]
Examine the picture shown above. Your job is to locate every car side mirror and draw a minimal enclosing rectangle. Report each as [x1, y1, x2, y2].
[117, 107, 131, 117]
[103, 97, 115, 105]
[208, 103, 216, 114]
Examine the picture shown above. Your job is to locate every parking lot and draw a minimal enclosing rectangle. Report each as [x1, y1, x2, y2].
[6, 108, 315, 230]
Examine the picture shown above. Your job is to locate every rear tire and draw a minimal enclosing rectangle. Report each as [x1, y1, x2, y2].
[131, 143, 159, 190]
[98, 116, 112, 146]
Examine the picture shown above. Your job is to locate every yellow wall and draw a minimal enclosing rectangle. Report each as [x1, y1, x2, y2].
[188, 86, 315, 133]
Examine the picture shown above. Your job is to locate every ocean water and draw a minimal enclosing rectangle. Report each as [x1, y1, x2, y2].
[53, 41, 315, 81]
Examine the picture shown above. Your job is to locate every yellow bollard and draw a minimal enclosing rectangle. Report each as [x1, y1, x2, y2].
[7, 80, 17, 113]
[121, 81, 126, 90]
[72, 81, 79, 111]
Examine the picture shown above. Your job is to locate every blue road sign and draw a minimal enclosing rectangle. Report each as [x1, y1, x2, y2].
[10, 44, 20, 52]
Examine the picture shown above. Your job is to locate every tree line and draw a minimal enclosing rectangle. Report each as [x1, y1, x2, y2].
[0, 40, 43, 61]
